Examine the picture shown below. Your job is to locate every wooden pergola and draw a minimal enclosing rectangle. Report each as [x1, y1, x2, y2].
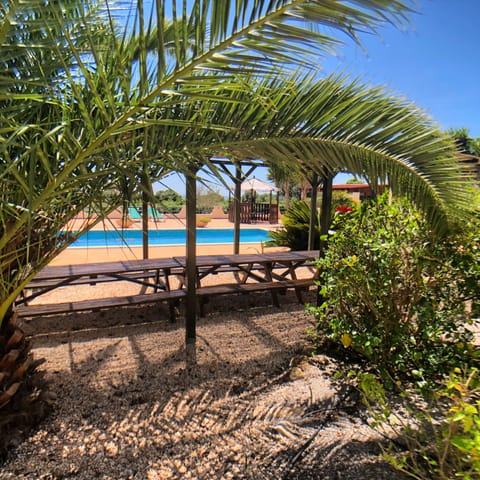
[182, 158, 334, 363]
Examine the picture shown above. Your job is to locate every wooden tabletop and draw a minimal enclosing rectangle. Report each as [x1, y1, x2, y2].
[31, 251, 319, 281]
[32, 258, 182, 280]
[174, 250, 318, 267]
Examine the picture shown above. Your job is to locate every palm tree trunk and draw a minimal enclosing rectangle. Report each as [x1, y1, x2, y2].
[0, 311, 50, 454]
[284, 177, 291, 209]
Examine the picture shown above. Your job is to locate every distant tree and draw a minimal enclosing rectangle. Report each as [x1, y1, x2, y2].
[346, 176, 363, 184]
[196, 186, 225, 213]
[448, 128, 480, 155]
[153, 189, 185, 213]
[268, 163, 293, 208]
[267, 164, 309, 207]
[155, 189, 184, 204]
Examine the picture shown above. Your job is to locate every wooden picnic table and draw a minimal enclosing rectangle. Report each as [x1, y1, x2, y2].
[15, 258, 184, 320]
[15, 251, 319, 319]
[174, 250, 319, 311]
[175, 251, 317, 283]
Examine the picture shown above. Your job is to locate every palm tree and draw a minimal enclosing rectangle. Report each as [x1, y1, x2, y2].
[268, 163, 296, 209]
[1, 0, 455, 449]
[448, 128, 480, 156]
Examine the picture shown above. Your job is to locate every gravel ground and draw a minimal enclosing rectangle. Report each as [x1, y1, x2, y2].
[0, 289, 407, 479]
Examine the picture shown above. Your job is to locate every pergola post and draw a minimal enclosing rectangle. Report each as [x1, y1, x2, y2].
[233, 163, 242, 254]
[141, 188, 149, 259]
[319, 172, 334, 256]
[185, 167, 198, 364]
[207, 159, 258, 254]
[308, 173, 320, 251]
[317, 172, 334, 306]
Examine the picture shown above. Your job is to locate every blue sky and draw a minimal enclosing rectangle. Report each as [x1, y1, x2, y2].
[158, 0, 479, 195]
[322, 0, 479, 137]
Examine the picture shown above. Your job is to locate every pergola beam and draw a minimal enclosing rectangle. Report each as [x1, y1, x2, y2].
[210, 158, 265, 169]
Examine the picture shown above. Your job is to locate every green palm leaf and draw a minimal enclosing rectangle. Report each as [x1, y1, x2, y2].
[171, 72, 470, 231]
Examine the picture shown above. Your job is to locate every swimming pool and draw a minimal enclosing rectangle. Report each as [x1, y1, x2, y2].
[70, 228, 271, 248]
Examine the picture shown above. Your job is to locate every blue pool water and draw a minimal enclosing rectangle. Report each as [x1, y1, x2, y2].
[70, 228, 271, 248]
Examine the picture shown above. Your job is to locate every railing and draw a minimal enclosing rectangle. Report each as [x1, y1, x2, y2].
[228, 202, 279, 224]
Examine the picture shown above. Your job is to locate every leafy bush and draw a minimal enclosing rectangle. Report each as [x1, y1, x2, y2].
[267, 191, 357, 250]
[310, 194, 479, 389]
[382, 368, 480, 480]
[267, 200, 317, 250]
[329, 189, 358, 210]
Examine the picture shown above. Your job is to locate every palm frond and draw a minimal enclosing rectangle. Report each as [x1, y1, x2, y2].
[147, 72, 471, 232]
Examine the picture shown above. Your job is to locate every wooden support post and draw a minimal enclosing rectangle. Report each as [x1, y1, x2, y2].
[141, 189, 149, 260]
[308, 173, 319, 251]
[276, 191, 280, 223]
[319, 173, 333, 257]
[211, 161, 256, 254]
[233, 164, 242, 254]
[317, 172, 333, 306]
[185, 168, 198, 364]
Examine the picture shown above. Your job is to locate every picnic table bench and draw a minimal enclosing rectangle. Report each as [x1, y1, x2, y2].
[15, 251, 319, 319]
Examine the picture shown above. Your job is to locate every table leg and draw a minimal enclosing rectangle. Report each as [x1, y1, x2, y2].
[264, 262, 279, 307]
[234, 263, 252, 284]
[196, 268, 208, 317]
[162, 268, 177, 322]
[289, 263, 303, 303]
[153, 269, 161, 293]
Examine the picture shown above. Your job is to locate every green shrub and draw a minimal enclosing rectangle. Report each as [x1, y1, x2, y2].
[382, 368, 480, 480]
[267, 191, 357, 250]
[267, 200, 317, 250]
[310, 194, 478, 389]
